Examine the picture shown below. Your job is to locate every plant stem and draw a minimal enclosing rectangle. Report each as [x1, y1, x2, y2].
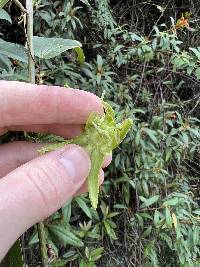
[26, 0, 35, 83]
[13, 0, 27, 13]
[37, 222, 48, 267]
[26, 1, 48, 266]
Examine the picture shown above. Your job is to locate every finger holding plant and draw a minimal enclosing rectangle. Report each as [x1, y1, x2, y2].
[39, 101, 133, 209]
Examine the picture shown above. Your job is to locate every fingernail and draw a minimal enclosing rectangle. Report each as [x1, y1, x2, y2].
[59, 146, 91, 185]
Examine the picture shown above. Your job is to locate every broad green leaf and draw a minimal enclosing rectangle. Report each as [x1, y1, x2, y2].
[33, 36, 82, 59]
[140, 195, 160, 208]
[0, 38, 28, 63]
[75, 196, 92, 219]
[49, 225, 84, 247]
[0, 240, 23, 267]
[0, 8, 11, 23]
[0, 0, 9, 9]
[39, 102, 133, 209]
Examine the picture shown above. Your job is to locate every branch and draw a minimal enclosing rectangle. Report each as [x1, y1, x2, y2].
[37, 222, 48, 267]
[26, 0, 35, 84]
[13, 0, 27, 13]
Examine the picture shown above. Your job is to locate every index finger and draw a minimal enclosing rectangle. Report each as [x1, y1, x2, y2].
[0, 81, 103, 127]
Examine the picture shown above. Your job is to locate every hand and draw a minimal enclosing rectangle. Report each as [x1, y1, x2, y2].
[0, 81, 111, 260]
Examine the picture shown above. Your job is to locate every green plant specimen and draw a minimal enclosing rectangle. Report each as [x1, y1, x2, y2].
[38, 101, 133, 209]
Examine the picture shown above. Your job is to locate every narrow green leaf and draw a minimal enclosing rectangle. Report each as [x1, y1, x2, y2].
[28, 231, 39, 245]
[62, 200, 72, 223]
[153, 210, 160, 226]
[193, 226, 199, 246]
[189, 47, 200, 59]
[97, 55, 103, 69]
[80, 0, 90, 6]
[143, 128, 158, 144]
[165, 148, 172, 162]
[75, 196, 92, 219]
[140, 195, 159, 208]
[163, 197, 179, 207]
[49, 225, 84, 247]
[90, 247, 104, 261]
[103, 221, 117, 240]
[195, 67, 200, 80]
[159, 233, 173, 249]
[88, 151, 104, 209]
[142, 226, 152, 237]
[63, 250, 77, 259]
[165, 207, 172, 228]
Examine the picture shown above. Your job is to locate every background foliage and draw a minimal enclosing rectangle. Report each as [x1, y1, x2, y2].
[0, 0, 200, 266]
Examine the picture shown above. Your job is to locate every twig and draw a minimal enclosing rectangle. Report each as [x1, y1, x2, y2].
[13, 0, 27, 13]
[37, 222, 48, 267]
[26, 1, 48, 266]
[26, 0, 35, 84]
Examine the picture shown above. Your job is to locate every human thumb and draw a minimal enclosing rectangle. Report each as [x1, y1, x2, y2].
[0, 144, 90, 260]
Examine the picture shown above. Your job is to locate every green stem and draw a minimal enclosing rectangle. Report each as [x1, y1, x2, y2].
[37, 222, 48, 267]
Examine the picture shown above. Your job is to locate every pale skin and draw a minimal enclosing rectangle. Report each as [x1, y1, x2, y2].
[0, 81, 111, 260]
